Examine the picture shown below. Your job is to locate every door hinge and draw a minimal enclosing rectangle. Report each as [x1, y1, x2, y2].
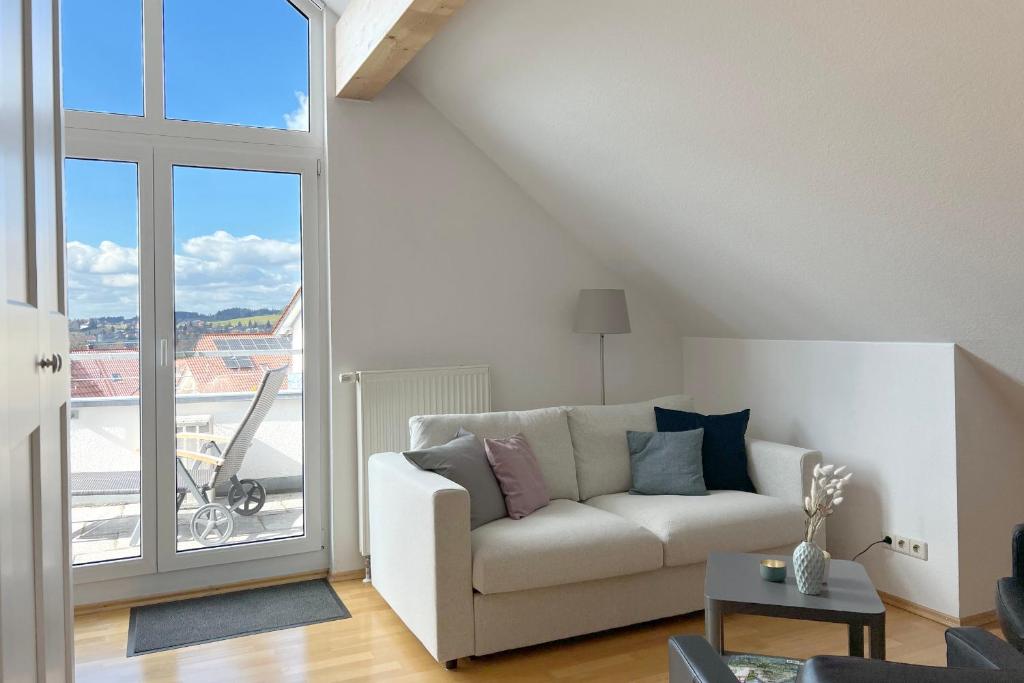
[316, 159, 322, 177]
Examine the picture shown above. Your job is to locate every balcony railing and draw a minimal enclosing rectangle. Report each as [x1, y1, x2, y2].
[70, 389, 304, 565]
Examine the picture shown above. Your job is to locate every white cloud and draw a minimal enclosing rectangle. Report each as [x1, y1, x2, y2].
[283, 91, 309, 132]
[67, 232, 301, 319]
[101, 273, 140, 288]
[180, 230, 300, 266]
[67, 240, 138, 275]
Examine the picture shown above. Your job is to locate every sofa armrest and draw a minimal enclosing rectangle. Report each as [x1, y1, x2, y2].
[801, 656, 1023, 682]
[368, 452, 474, 663]
[1012, 524, 1024, 579]
[668, 636, 739, 683]
[746, 438, 821, 507]
[946, 627, 1024, 670]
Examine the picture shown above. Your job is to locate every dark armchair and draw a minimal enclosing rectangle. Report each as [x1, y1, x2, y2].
[668, 628, 1024, 682]
[996, 523, 1024, 652]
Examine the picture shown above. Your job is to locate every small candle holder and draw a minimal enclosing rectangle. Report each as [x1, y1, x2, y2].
[760, 558, 787, 583]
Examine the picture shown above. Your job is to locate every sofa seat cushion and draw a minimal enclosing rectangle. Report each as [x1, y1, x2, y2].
[585, 491, 805, 567]
[409, 407, 579, 501]
[568, 394, 694, 501]
[471, 499, 663, 594]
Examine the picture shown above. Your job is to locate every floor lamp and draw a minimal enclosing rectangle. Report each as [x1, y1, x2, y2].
[574, 289, 630, 405]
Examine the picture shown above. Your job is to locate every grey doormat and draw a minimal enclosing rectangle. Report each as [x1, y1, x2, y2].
[127, 579, 350, 656]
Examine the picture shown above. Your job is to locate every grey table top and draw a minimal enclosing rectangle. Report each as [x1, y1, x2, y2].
[705, 552, 885, 616]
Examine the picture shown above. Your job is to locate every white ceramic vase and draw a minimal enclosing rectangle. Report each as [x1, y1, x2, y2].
[793, 541, 826, 595]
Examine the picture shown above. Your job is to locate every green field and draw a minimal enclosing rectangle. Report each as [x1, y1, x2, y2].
[208, 313, 280, 329]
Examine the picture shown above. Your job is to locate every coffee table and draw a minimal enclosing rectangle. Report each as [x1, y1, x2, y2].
[704, 551, 886, 660]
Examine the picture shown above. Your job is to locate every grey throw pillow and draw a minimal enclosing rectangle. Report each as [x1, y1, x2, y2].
[627, 428, 708, 496]
[404, 429, 507, 528]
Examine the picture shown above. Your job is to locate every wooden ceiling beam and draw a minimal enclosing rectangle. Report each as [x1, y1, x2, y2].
[335, 0, 465, 101]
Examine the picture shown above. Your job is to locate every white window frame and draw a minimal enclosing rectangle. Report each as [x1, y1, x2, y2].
[65, 0, 325, 149]
[65, 139, 158, 584]
[65, 0, 327, 583]
[153, 144, 324, 572]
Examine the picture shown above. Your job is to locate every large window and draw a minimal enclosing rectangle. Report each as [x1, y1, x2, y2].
[62, 0, 324, 580]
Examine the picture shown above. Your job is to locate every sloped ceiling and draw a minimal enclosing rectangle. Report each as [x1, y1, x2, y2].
[402, 1, 1024, 377]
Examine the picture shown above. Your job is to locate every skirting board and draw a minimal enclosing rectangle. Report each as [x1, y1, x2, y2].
[75, 569, 330, 616]
[879, 592, 998, 628]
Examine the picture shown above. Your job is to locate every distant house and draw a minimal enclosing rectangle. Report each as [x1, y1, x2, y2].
[70, 288, 303, 399]
[70, 349, 140, 398]
[272, 287, 302, 379]
[174, 332, 293, 395]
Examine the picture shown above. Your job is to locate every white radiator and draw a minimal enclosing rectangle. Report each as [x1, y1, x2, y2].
[342, 365, 491, 559]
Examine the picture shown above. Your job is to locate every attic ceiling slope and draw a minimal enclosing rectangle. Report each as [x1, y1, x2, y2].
[402, 0, 1024, 376]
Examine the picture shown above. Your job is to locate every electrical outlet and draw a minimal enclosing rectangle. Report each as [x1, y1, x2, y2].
[885, 532, 928, 561]
[907, 537, 928, 561]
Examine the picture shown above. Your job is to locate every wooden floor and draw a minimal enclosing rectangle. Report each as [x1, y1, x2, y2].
[74, 578, 1000, 682]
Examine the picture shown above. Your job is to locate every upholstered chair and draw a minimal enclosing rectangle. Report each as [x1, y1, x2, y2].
[996, 523, 1024, 652]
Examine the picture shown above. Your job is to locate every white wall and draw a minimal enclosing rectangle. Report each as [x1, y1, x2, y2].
[324, 11, 686, 572]
[684, 338, 962, 617]
[954, 348, 1024, 616]
[406, 1, 1024, 353]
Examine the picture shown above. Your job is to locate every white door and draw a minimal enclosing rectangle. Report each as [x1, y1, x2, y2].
[1, 0, 73, 680]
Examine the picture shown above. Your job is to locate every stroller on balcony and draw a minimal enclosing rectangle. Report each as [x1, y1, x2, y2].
[174, 366, 288, 546]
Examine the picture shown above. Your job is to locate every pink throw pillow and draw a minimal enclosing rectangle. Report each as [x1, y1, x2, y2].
[483, 433, 550, 519]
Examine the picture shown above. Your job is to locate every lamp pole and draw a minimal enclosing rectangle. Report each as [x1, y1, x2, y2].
[600, 333, 606, 405]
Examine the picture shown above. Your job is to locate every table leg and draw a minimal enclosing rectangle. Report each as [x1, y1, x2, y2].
[848, 623, 864, 657]
[869, 616, 886, 660]
[705, 597, 724, 654]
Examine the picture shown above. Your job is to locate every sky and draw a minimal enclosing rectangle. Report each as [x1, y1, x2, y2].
[61, 0, 309, 319]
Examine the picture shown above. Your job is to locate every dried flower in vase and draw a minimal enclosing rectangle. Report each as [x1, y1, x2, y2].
[803, 463, 852, 544]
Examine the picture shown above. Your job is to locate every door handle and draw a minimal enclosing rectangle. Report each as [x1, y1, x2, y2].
[38, 353, 60, 373]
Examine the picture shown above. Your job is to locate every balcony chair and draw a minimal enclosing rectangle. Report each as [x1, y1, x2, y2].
[668, 629, 1024, 682]
[174, 365, 288, 546]
[996, 523, 1024, 652]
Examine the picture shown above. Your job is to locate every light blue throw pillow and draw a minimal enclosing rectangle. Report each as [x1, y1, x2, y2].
[627, 428, 708, 496]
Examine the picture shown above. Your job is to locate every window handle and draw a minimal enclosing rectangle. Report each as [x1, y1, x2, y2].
[160, 339, 168, 367]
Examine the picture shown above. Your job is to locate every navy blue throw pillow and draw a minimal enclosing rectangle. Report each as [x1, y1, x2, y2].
[654, 407, 756, 493]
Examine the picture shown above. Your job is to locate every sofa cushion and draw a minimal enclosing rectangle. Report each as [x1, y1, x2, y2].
[585, 491, 805, 567]
[483, 433, 550, 519]
[409, 407, 579, 501]
[655, 407, 756, 493]
[627, 429, 707, 496]
[403, 429, 507, 529]
[567, 394, 694, 501]
[470, 499, 663, 594]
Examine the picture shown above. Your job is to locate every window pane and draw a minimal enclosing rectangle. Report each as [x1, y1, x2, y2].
[163, 0, 310, 130]
[65, 159, 143, 565]
[171, 166, 304, 551]
[61, 0, 144, 116]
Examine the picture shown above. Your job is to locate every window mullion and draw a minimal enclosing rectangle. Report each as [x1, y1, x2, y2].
[142, 0, 164, 122]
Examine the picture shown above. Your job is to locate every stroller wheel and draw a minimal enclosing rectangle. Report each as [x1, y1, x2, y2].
[228, 479, 267, 516]
[191, 503, 234, 546]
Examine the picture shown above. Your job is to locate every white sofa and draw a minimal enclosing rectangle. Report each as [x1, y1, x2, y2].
[367, 394, 821, 667]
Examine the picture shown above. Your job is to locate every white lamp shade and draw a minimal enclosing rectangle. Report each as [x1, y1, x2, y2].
[573, 289, 630, 334]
